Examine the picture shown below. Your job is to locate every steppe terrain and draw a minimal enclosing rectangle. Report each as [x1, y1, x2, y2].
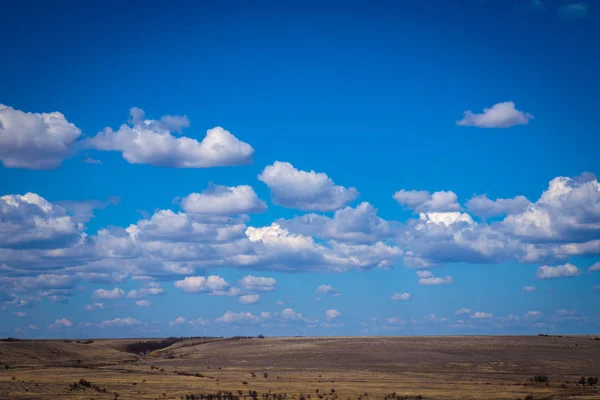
[1, 336, 599, 400]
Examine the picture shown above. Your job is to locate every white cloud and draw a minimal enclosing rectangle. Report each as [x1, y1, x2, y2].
[258, 161, 359, 211]
[240, 275, 277, 292]
[315, 284, 341, 296]
[181, 184, 267, 216]
[28, 324, 38, 330]
[279, 202, 394, 245]
[536, 263, 581, 279]
[14, 311, 26, 318]
[466, 194, 530, 219]
[88, 109, 253, 168]
[390, 292, 411, 301]
[85, 303, 105, 311]
[588, 262, 600, 272]
[92, 287, 125, 299]
[471, 311, 492, 319]
[325, 309, 341, 319]
[99, 317, 142, 328]
[524, 311, 542, 319]
[169, 316, 186, 326]
[393, 190, 460, 213]
[215, 311, 259, 324]
[522, 286, 537, 293]
[0, 193, 82, 250]
[456, 101, 533, 128]
[126, 282, 165, 298]
[455, 308, 472, 315]
[48, 318, 72, 329]
[281, 308, 304, 321]
[416, 270, 454, 285]
[136, 300, 151, 307]
[239, 294, 260, 304]
[0, 104, 82, 169]
[174, 275, 229, 293]
[501, 174, 600, 243]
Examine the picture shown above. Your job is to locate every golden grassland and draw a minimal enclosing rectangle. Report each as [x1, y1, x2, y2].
[1, 335, 600, 399]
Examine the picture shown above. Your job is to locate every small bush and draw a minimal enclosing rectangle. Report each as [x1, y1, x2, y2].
[533, 375, 548, 384]
[587, 376, 599, 385]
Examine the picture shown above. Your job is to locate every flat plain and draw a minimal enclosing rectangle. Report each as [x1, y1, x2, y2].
[1, 336, 599, 400]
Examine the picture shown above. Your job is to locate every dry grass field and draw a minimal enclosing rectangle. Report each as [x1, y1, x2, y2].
[1, 336, 599, 400]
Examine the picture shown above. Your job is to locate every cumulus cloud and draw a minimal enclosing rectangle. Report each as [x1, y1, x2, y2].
[524, 311, 542, 319]
[0, 193, 83, 250]
[588, 262, 600, 272]
[280, 308, 304, 321]
[456, 101, 533, 128]
[240, 275, 277, 292]
[169, 316, 186, 326]
[215, 311, 259, 323]
[88, 108, 253, 168]
[390, 292, 411, 301]
[325, 309, 341, 319]
[536, 263, 581, 279]
[0, 104, 82, 169]
[174, 276, 229, 293]
[98, 317, 142, 328]
[136, 300, 151, 307]
[56, 196, 121, 223]
[180, 184, 267, 216]
[14, 311, 26, 318]
[466, 194, 530, 219]
[316, 284, 341, 296]
[280, 202, 395, 244]
[522, 286, 537, 293]
[92, 287, 125, 299]
[126, 282, 165, 299]
[239, 294, 260, 304]
[258, 161, 359, 211]
[501, 174, 600, 243]
[471, 311, 492, 319]
[416, 270, 454, 285]
[48, 318, 72, 329]
[85, 303, 105, 311]
[393, 190, 460, 213]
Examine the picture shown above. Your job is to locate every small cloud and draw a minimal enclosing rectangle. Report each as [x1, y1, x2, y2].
[28, 324, 38, 330]
[525, 311, 542, 319]
[588, 262, 600, 272]
[14, 312, 27, 318]
[471, 311, 492, 319]
[239, 294, 260, 305]
[92, 287, 125, 299]
[48, 318, 73, 329]
[522, 286, 537, 293]
[390, 292, 411, 301]
[457, 101, 533, 128]
[169, 316, 186, 326]
[416, 270, 454, 285]
[81, 155, 102, 164]
[98, 317, 141, 328]
[85, 303, 105, 311]
[325, 309, 341, 319]
[240, 275, 276, 292]
[136, 300, 151, 307]
[315, 284, 341, 296]
[314, 297, 323, 302]
[536, 263, 581, 279]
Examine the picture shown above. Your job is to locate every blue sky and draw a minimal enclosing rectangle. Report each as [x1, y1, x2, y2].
[1, 0, 599, 338]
